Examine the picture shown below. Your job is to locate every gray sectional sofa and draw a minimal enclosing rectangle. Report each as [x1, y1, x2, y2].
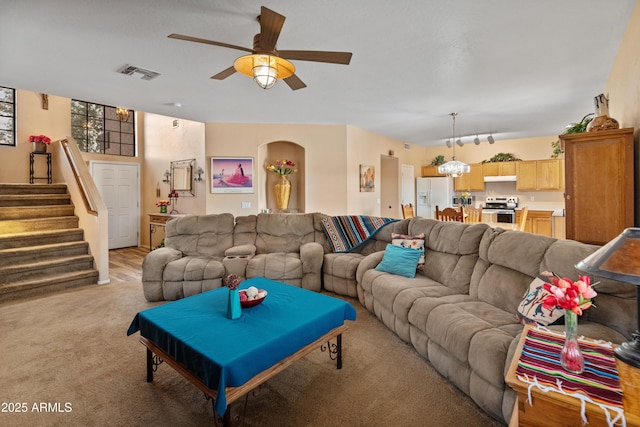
[141, 212, 637, 424]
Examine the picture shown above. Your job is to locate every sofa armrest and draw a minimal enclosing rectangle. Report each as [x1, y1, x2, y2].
[225, 244, 256, 257]
[300, 242, 324, 292]
[142, 247, 183, 282]
[300, 242, 324, 273]
[356, 250, 385, 284]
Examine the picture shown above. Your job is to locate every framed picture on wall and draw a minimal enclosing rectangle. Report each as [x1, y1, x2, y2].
[211, 157, 254, 193]
[360, 164, 375, 192]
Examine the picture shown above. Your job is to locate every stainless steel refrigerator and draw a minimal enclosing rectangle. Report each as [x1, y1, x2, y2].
[416, 177, 455, 219]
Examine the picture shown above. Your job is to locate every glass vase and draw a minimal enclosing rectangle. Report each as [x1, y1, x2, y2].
[227, 288, 241, 320]
[561, 310, 585, 374]
[159, 205, 167, 214]
[275, 175, 291, 211]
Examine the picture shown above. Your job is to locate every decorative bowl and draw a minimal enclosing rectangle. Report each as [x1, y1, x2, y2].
[239, 289, 268, 308]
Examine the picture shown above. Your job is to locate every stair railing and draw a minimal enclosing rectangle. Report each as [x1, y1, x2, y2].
[59, 138, 110, 284]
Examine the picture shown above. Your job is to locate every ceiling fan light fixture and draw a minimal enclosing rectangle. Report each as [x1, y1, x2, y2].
[234, 54, 295, 89]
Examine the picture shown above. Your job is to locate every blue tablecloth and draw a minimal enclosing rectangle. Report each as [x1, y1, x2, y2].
[127, 277, 356, 415]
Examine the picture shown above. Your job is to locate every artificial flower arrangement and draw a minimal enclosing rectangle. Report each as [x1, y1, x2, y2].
[266, 159, 296, 176]
[155, 200, 170, 207]
[540, 271, 597, 315]
[28, 134, 52, 144]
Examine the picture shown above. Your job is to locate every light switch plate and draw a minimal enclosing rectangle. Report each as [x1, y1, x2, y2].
[242, 202, 251, 209]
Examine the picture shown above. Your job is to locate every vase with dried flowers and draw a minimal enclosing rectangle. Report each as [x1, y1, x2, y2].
[224, 274, 242, 319]
[28, 134, 52, 153]
[266, 159, 296, 210]
[541, 271, 598, 374]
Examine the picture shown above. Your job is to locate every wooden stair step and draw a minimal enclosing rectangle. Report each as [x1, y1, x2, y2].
[0, 184, 68, 195]
[0, 194, 71, 207]
[0, 216, 79, 234]
[0, 205, 75, 220]
[0, 228, 84, 250]
[0, 270, 99, 303]
[0, 254, 94, 284]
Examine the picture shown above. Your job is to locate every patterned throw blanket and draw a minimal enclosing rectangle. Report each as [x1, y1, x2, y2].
[320, 215, 398, 253]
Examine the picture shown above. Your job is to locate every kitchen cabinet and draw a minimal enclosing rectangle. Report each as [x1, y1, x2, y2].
[481, 212, 497, 224]
[482, 161, 517, 176]
[515, 159, 564, 191]
[553, 216, 566, 240]
[560, 128, 634, 245]
[454, 163, 484, 192]
[421, 165, 444, 177]
[523, 210, 554, 237]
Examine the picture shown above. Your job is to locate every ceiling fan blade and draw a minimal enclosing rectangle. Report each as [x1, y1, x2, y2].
[278, 50, 352, 65]
[168, 33, 253, 53]
[258, 6, 285, 51]
[211, 66, 237, 80]
[283, 74, 307, 91]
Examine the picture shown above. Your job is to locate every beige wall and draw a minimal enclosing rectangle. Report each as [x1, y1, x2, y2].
[607, 0, 640, 133]
[204, 122, 349, 216]
[423, 134, 560, 166]
[346, 125, 423, 216]
[140, 113, 207, 248]
[606, 0, 640, 224]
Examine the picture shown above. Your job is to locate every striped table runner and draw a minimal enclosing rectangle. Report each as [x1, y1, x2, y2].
[515, 327, 625, 426]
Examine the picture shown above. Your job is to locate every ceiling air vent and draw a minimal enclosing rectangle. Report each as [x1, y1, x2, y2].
[117, 64, 160, 81]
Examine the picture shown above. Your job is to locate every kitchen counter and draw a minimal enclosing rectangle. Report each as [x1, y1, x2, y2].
[514, 205, 565, 217]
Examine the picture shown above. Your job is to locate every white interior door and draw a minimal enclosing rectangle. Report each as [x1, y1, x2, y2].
[401, 164, 415, 206]
[91, 161, 140, 249]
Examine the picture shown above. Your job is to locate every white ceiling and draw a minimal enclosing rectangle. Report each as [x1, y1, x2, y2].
[1, 0, 635, 147]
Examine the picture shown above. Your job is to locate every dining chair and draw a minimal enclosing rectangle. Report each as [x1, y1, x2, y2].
[435, 205, 464, 222]
[401, 203, 415, 219]
[463, 206, 482, 224]
[517, 206, 529, 231]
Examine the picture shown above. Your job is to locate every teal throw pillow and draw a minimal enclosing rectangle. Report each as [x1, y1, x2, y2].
[375, 244, 423, 278]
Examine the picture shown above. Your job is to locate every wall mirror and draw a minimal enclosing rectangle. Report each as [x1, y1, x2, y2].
[171, 159, 195, 196]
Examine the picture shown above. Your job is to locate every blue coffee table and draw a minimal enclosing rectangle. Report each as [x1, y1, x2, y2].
[127, 277, 356, 425]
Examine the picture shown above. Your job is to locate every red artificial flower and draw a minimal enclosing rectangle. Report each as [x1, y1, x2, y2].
[540, 271, 597, 315]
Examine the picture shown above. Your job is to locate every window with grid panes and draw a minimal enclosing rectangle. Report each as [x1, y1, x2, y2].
[71, 100, 135, 156]
[0, 86, 16, 146]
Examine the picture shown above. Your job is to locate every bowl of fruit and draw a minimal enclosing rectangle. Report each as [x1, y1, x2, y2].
[239, 286, 268, 308]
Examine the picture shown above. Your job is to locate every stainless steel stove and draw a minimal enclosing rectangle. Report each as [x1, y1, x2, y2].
[482, 196, 518, 223]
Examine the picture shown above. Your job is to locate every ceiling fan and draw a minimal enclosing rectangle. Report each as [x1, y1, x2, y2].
[168, 6, 352, 90]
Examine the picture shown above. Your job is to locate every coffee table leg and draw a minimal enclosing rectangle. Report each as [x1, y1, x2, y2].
[321, 333, 343, 369]
[147, 348, 154, 382]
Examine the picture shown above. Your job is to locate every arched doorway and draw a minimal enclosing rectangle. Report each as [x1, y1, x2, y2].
[262, 141, 305, 213]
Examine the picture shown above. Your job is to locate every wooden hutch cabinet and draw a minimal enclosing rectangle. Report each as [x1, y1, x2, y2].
[560, 128, 634, 245]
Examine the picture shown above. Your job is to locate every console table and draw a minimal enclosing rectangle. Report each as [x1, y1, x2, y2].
[29, 152, 52, 184]
[148, 213, 173, 250]
[506, 325, 640, 426]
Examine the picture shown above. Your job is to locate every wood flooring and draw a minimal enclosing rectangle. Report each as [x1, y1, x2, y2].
[108, 246, 147, 283]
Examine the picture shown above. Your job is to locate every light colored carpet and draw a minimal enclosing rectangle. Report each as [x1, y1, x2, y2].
[0, 281, 504, 427]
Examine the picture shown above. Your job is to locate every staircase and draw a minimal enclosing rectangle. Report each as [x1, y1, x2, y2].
[0, 184, 99, 302]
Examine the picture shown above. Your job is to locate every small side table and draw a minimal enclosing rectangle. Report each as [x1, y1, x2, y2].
[148, 213, 173, 251]
[506, 325, 640, 427]
[29, 152, 52, 184]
